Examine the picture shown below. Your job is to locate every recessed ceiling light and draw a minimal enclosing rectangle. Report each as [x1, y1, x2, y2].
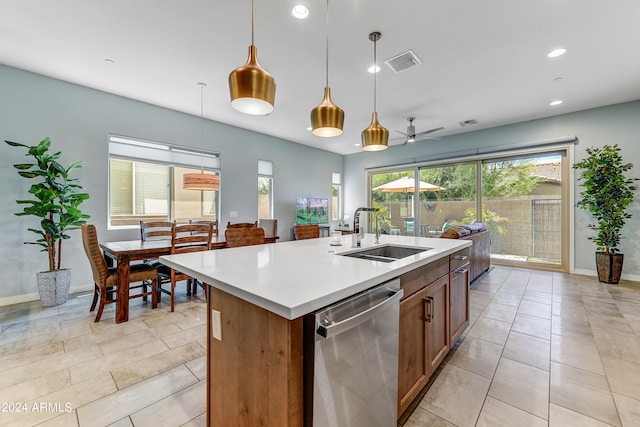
[306, 126, 312, 131]
[367, 65, 381, 73]
[354, 143, 361, 147]
[550, 100, 563, 106]
[547, 48, 567, 58]
[291, 5, 309, 19]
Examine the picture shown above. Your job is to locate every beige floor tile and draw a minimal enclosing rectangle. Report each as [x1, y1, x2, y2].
[517, 300, 552, 320]
[469, 289, 493, 306]
[592, 329, 640, 363]
[499, 282, 527, 296]
[551, 334, 604, 375]
[466, 317, 512, 346]
[549, 403, 615, 427]
[511, 313, 551, 340]
[488, 358, 549, 419]
[76, 365, 198, 427]
[550, 361, 620, 426]
[589, 312, 635, 334]
[161, 324, 207, 349]
[612, 393, 640, 427]
[107, 417, 134, 427]
[111, 341, 206, 389]
[601, 356, 640, 401]
[477, 396, 547, 427]
[481, 302, 518, 323]
[35, 410, 79, 427]
[63, 320, 150, 352]
[448, 336, 503, 379]
[70, 338, 169, 384]
[404, 407, 456, 427]
[552, 299, 589, 320]
[0, 368, 70, 403]
[551, 314, 594, 342]
[420, 364, 491, 427]
[97, 329, 159, 355]
[490, 292, 523, 307]
[0, 341, 65, 372]
[180, 412, 207, 427]
[130, 380, 206, 427]
[503, 331, 550, 371]
[185, 355, 207, 380]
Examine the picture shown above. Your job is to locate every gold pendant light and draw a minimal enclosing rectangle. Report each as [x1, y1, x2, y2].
[183, 82, 221, 191]
[310, 0, 344, 137]
[361, 31, 388, 151]
[229, 0, 276, 115]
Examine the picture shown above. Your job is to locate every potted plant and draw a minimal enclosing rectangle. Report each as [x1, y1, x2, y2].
[6, 137, 90, 305]
[573, 144, 637, 284]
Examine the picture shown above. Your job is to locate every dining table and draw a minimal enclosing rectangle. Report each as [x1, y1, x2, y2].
[100, 235, 278, 323]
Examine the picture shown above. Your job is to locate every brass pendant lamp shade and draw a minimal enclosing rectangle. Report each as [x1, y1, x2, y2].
[361, 31, 388, 151]
[183, 82, 221, 191]
[310, 0, 344, 137]
[229, 0, 276, 115]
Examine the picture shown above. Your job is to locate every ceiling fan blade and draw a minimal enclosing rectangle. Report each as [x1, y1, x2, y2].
[394, 130, 409, 136]
[414, 135, 442, 142]
[413, 126, 444, 137]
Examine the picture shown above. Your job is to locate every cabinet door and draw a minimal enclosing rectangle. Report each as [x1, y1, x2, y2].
[426, 276, 449, 374]
[397, 286, 430, 417]
[449, 266, 470, 345]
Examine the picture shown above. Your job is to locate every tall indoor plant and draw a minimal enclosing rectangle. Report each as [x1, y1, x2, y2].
[573, 144, 637, 284]
[6, 137, 90, 305]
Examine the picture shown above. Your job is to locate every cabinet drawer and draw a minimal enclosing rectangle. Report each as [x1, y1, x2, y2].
[450, 247, 470, 271]
[400, 257, 448, 300]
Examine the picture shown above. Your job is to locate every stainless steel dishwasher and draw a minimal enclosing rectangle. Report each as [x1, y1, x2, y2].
[304, 279, 403, 427]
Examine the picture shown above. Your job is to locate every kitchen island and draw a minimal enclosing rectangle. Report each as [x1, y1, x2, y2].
[160, 233, 471, 426]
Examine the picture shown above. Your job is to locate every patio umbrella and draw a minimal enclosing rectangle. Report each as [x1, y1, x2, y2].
[372, 176, 445, 192]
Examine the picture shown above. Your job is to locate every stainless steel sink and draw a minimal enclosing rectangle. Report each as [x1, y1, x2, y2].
[339, 244, 431, 263]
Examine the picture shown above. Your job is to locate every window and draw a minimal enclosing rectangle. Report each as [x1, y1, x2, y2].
[331, 172, 342, 221]
[108, 134, 220, 228]
[258, 160, 273, 219]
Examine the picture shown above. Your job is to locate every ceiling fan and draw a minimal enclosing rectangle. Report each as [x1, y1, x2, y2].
[392, 117, 444, 146]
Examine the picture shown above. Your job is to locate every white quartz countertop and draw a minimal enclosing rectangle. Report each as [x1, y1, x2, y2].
[160, 234, 470, 320]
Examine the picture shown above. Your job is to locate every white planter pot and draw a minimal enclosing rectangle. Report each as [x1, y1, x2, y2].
[36, 269, 71, 306]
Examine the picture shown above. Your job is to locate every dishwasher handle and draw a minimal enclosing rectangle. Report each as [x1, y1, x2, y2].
[317, 286, 403, 339]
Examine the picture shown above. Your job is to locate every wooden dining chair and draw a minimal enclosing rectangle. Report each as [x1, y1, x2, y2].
[227, 221, 258, 228]
[189, 219, 219, 237]
[258, 218, 278, 238]
[225, 227, 265, 248]
[157, 222, 213, 312]
[140, 220, 174, 241]
[81, 224, 158, 322]
[293, 224, 320, 240]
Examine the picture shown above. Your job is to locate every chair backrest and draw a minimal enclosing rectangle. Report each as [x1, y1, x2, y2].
[81, 224, 109, 288]
[189, 219, 219, 237]
[140, 220, 174, 241]
[258, 218, 278, 238]
[171, 223, 214, 255]
[225, 227, 265, 248]
[293, 224, 320, 240]
[227, 221, 258, 229]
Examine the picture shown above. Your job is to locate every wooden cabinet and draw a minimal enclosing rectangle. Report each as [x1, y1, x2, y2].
[398, 274, 449, 416]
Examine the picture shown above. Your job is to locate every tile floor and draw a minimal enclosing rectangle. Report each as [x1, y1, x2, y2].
[0, 266, 639, 426]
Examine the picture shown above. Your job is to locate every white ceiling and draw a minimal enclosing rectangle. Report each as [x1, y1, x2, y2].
[2, 0, 640, 155]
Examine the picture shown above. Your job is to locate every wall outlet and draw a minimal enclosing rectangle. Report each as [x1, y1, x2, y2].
[229, 211, 237, 218]
[211, 309, 222, 341]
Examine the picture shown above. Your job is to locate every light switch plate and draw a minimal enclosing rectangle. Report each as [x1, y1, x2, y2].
[229, 211, 238, 218]
[211, 309, 222, 341]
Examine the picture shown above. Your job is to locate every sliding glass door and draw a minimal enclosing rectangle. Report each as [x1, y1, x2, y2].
[368, 148, 569, 271]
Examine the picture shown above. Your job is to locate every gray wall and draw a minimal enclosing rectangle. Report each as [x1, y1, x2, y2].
[0, 65, 343, 304]
[344, 101, 640, 280]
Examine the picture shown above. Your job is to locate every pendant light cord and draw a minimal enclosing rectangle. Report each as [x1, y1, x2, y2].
[198, 82, 206, 172]
[251, 0, 255, 46]
[373, 36, 377, 113]
[325, 0, 329, 87]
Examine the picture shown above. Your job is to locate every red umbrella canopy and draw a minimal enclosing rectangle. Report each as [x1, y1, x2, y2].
[373, 176, 445, 192]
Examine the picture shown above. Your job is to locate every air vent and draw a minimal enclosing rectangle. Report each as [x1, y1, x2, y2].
[384, 50, 422, 73]
[458, 119, 479, 127]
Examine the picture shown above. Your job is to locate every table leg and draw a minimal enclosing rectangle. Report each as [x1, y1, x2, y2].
[116, 255, 131, 323]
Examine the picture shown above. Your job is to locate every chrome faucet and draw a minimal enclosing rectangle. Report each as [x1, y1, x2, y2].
[353, 207, 379, 247]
